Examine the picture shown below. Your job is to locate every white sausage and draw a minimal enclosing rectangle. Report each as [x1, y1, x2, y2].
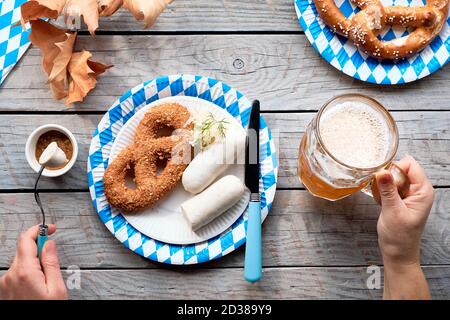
[181, 175, 246, 231]
[182, 129, 246, 194]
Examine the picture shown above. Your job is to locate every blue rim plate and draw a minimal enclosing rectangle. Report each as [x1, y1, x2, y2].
[294, 0, 450, 84]
[0, 0, 31, 85]
[87, 74, 278, 265]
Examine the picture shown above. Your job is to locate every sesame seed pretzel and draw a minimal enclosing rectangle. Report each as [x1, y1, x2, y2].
[314, 0, 449, 59]
[103, 103, 193, 212]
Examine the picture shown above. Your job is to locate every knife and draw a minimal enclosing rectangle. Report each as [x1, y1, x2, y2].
[244, 100, 262, 282]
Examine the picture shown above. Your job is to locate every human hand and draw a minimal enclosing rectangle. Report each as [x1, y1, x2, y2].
[374, 155, 435, 267]
[0, 224, 68, 300]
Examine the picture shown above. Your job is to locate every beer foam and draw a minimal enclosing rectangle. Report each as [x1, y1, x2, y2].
[319, 101, 391, 168]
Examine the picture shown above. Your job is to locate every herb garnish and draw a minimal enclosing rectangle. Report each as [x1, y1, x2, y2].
[194, 112, 228, 149]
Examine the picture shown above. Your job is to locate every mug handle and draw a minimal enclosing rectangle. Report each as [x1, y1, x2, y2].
[370, 163, 410, 204]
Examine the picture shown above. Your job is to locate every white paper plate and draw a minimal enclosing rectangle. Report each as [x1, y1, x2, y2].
[88, 74, 278, 264]
[109, 96, 250, 245]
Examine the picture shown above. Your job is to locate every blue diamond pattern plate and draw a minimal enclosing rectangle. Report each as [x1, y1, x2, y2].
[0, 0, 31, 85]
[294, 0, 450, 84]
[87, 74, 279, 265]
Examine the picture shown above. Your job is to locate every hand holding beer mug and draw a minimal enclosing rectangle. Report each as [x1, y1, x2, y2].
[298, 94, 409, 202]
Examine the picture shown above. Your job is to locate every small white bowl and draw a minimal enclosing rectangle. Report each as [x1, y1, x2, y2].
[25, 124, 78, 178]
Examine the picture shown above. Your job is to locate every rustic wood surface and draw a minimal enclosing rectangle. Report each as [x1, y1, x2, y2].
[1, 190, 449, 269]
[1, 36, 449, 112]
[1, 266, 450, 299]
[0, 113, 449, 190]
[96, 1, 299, 32]
[0, 1, 449, 299]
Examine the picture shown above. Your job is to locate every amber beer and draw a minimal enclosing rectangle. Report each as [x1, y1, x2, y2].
[298, 94, 401, 201]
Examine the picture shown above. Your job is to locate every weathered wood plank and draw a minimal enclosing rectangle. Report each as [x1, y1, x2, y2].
[1, 190, 449, 269]
[1, 266, 449, 299]
[1, 35, 449, 112]
[54, 266, 450, 300]
[0, 112, 449, 190]
[95, 1, 299, 32]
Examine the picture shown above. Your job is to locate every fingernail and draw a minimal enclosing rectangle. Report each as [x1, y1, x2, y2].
[378, 172, 392, 187]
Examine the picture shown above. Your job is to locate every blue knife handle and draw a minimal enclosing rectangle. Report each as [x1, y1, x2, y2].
[37, 225, 48, 258]
[244, 201, 262, 282]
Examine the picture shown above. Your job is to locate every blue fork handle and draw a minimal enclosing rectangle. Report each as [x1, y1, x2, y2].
[37, 234, 47, 257]
[37, 225, 48, 258]
[244, 201, 262, 282]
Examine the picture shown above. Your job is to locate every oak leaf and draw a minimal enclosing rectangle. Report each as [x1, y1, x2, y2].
[29, 19, 76, 100]
[123, 0, 173, 28]
[21, 0, 66, 25]
[99, 0, 124, 17]
[21, 0, 172, 105]
[66, 50, 113, 105]
[64, 0, 99, 35]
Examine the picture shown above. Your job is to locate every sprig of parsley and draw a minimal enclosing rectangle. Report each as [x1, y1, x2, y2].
[194, 112, 228, 149]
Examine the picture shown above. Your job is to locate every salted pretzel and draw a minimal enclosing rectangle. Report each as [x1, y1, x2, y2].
[104, 103, 193, 212]
[314, 0, 449, 59]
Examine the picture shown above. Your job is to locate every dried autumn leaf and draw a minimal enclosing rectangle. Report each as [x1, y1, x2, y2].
[21, 0, 66, 25]
[64, 0, 99, 35]
[99, 0, 124, 17]
[29, 19, 76, 100]
[49, 32, 77, 86]
[87, 59, 113, 77]
[20, 0, 171, 106]
[123, 0, 173, 28]
[66, 50, 113, 105]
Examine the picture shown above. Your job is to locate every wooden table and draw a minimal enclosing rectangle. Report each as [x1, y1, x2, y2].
[1, 1, 449, 299]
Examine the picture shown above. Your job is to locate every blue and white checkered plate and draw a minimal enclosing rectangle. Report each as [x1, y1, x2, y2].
[295, 0, 450, 84]
[87, 75, 278, 265]
[0, 0, 31, 85]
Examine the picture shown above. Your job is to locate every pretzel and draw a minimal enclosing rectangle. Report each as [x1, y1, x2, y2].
[104, 103, 193, 212]
[314, 0, 449, 59]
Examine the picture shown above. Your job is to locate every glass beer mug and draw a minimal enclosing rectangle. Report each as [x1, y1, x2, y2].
[298, 94, 409, 202]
